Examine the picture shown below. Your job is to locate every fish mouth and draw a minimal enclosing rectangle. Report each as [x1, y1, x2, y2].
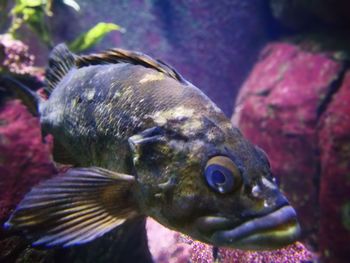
[195, 206, 300, 250]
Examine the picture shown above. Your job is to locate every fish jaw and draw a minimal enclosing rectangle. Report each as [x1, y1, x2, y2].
[194, 205, 300, 250]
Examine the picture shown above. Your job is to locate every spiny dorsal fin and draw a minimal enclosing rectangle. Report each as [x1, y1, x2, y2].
[76, 48, 187, 84]
[45, 44, 76, 93]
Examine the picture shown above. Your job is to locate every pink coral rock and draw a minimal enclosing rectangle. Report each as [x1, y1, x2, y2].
[232, 41, 350, 263]
[0, 99, 56, 262]
[146, 219, 191, 263]
[318, 71, 350, 263]
[232, 42, 341, 245]
[0, 100, 56, 223]
[146, 218, 314, 263]
[0, 34, 35, 75]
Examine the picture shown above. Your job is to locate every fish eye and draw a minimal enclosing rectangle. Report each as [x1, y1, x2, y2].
[204, 156, 242, 194]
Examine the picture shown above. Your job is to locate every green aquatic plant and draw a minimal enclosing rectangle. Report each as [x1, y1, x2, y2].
[7, 0, 54, 46]
[68, 22, 124, 52]
[1, 0, 123, 51]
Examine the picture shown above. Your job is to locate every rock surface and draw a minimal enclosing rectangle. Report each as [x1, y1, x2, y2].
[146, 218, 314, 263]
[0, 100, 56, 262]
[232, 41, 350, 263]
[0, 100, 55, 226]
[233, 42, 342, 246]
[318, 71, 350, 263]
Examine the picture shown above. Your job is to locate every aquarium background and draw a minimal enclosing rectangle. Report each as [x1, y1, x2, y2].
[1, 0, 350, 262]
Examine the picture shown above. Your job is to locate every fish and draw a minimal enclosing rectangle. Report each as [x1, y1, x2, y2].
[4, 44, 301, 249]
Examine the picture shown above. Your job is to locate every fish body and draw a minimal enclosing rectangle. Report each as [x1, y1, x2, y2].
[41, 60, 223, 172]
[4, 44, 300, 249]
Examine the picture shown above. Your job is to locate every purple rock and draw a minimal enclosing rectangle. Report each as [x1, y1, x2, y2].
[146, 218, 314, 263]
[318, 71, 350, 263]
[232, 40, 350, 262]
[0, 100, 56, 262]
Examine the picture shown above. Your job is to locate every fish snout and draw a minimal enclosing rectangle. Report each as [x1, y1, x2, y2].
[194, 204, 300, 250]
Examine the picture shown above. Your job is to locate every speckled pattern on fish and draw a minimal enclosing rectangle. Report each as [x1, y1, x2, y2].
[4, 44, 300, 250]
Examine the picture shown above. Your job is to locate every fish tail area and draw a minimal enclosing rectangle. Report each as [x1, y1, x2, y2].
[45, 43, 76, 94]
[4, 167, 139, 247]
[0, 75, 42, 116]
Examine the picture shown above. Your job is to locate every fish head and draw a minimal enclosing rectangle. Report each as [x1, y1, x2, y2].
[130, 114, 300, 250]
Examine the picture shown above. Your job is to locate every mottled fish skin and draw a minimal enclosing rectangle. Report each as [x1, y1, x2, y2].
[5, 44, 300, 249]
[40, 62, 229, 173]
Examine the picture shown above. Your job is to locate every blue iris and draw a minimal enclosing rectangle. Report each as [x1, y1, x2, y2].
[205, 164, 235, 194]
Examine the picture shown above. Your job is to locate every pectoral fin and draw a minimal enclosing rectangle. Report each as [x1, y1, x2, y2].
[4, 167, 138, 247]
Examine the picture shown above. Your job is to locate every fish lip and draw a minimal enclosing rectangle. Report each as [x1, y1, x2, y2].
[196, 206, 300, 249]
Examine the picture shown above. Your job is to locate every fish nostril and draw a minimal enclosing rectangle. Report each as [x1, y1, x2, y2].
[241, 190, 291, 219]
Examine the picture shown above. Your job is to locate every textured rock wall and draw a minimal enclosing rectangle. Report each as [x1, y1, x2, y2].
[232, 39, 350, 263]
[0, 100, 56, 262]
[318, 71, 350, 263]
[232, 42, 343, 245]
[146, 218, 313, 263]
[232, 2, 350, 262]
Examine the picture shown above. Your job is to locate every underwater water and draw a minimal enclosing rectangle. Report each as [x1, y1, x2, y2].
[1, 1, 350, 263]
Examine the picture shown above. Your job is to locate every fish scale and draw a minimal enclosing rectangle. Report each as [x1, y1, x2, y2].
[4, 44, 300, 250]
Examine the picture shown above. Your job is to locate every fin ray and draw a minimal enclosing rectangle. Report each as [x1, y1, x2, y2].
[12, 203, 99, 224]
[76, 48, 186, 84]
[33, 213, 110, 246]
[46, 217, 118, 247]
[5, 167, 138, 247]
[45, 44, 188, 96]
[45, 43, 76, 93]
[64, 218, 122, 246]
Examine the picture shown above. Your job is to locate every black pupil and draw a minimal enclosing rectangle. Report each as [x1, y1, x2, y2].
[212, 170, 226, 184]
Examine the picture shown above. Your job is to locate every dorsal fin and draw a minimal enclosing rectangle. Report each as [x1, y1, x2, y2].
[75, 48, 187, 84]
[45, 44, 76, 93]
